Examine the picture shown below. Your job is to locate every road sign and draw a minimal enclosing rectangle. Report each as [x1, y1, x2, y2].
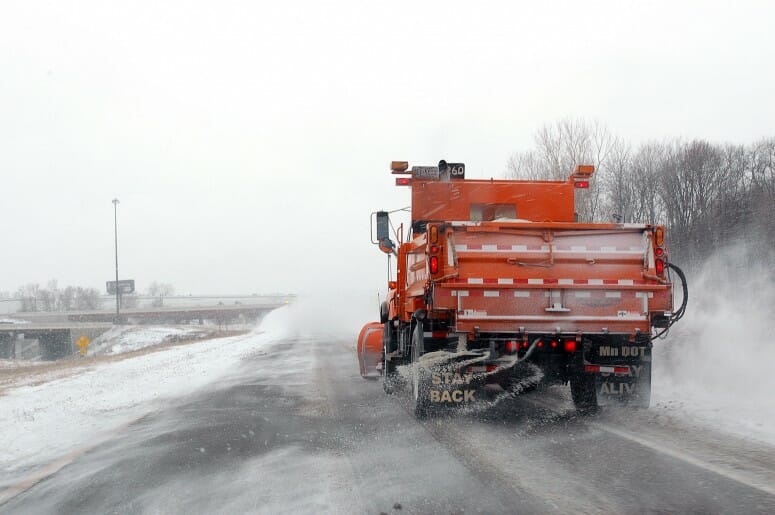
[107, 279, 135, 294]
[76, 335, 90, 356]
[411, 166, 439, 179]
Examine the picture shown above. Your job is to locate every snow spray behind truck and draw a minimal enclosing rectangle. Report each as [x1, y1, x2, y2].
[357, 161, 687, 417]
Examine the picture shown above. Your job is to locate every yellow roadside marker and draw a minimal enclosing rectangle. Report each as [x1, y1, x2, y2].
[76, 336, 90, 356]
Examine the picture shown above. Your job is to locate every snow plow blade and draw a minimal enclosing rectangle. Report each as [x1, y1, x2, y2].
[357, 322, 383, 379]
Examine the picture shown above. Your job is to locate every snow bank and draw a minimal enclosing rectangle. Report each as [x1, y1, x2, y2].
[0, 318, 27, 325]
[652, 247, 775, 445]
[0, 321, 281, 484]
[88, 325, 210, 355]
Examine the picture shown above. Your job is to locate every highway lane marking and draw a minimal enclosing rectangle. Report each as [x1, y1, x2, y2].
[524, 395, 775, 498]
[587, 422, 775, 498]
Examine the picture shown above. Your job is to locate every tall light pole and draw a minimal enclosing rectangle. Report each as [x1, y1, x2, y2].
[112, 198, 120, 324]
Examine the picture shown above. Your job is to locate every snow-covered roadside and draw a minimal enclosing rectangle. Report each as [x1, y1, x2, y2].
[0, 318, 27, 325]
[87, 325, 212, 355]
[0, 308, 292, 485]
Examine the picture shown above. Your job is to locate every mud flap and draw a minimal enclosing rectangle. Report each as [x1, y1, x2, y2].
[420, 360, 484, 411]
[595, 362, 652, 408]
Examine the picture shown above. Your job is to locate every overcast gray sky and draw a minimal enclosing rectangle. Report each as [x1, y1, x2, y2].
[1, 0, 773, 296]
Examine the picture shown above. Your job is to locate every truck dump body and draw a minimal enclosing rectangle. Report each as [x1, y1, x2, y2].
[423, 222, 671, 335]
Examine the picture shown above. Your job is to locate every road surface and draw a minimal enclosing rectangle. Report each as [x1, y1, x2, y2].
[3, 335, 775, 514]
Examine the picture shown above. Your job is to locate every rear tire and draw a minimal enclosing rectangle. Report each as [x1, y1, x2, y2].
[411, 324, 431, 419]
[570, 373, 598, 414]
[630, 362, 652, 408]
[382, 322, 398, 394]
[382, 350, 395, 395]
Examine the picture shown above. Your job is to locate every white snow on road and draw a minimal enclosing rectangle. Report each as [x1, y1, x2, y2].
[0, 307, 292, 486]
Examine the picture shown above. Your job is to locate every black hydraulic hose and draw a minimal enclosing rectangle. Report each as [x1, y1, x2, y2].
[653, 262, 688, 339]
[667, 262, 688, 324]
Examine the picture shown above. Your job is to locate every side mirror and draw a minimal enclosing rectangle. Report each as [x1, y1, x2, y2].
[376, 211, 390, 242]
[374, 211, 395, 254]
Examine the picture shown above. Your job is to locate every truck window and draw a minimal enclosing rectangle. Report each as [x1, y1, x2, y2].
[470, 203, 517, 221]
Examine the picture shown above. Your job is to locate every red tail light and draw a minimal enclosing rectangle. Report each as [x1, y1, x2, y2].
[537, 341, 544, 348]
[655, 258, 665, 276]
[505, 341, 518, 354]
[429, 256, 439, 274]
[396, 178, 411, 186]
[574, 180, 590, 189]
[564, 340, 577, 353]
[430, 245, 439, 254]
[550, 340, 558, 349]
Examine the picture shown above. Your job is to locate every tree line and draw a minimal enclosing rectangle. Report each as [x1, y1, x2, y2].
[14, 281, 102, 312]
[506, 119, 775, 269]
[12, 280, 176, 312]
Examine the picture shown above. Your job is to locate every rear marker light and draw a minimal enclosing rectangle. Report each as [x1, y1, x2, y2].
[655, 247, 664, 257]
[574, 180, 590, 189]
[505, 341, 518, 354]
[391, 161, 409, 172]
[430, 245, 439, 254]
[564, 340, 577, 353]
[429, 225, 439, 243]
[396, 177, 411, 186]
[537, 341, 544, 348]
[655, 227, 665, 246]
[550, 340, 558, 349]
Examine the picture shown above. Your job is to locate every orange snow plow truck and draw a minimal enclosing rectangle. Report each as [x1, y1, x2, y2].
[358, 160, 687, 417]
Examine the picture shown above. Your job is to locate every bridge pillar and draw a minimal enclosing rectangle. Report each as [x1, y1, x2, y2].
[39, 330, 73, 360]
[0, 332, 13, 359]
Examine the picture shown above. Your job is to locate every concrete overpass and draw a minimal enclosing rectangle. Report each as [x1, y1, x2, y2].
[0, 296, 290, 360]
[0, 323, 113, 360]
[63, 303, 285, 324]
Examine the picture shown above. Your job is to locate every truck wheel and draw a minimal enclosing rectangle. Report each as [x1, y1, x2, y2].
[411, 324, 431, 418]
[379, 301, 389, 324]
[570, 373, 598, 414]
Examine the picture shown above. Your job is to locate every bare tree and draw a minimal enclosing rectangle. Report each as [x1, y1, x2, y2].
[505, 118, 619, 221]
[147, 282, 175, 307]
[603, 140, 634, 222]
[59, 286, 76, 311]
[73, 287, 101, 310]
[15, 284, 40, 312]
[749, 138, 775, 255]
